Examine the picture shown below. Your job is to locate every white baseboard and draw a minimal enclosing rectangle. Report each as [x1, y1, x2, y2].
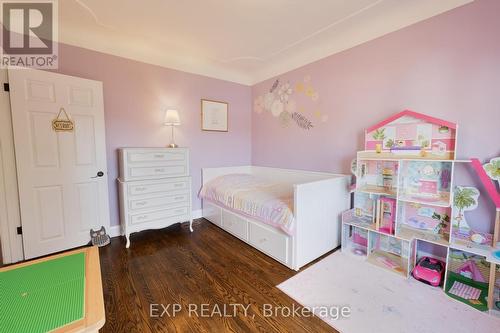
[192, 209, 202, 219]
[108, 225, 122, 238]
[107, 209, 203, 239]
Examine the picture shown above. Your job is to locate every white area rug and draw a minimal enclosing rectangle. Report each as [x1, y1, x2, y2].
[278, 253, 500, 333]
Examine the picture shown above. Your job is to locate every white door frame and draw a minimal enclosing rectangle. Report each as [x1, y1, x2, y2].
[0, 68, 24, 264]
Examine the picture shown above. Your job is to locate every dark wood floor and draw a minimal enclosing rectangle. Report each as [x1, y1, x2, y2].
[99, 219, 338, 333]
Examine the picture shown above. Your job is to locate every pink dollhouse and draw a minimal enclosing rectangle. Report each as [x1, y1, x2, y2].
[364, 110, 457, 160]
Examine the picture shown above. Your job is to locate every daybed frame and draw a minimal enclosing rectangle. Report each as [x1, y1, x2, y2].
[202, 166, 350, 270]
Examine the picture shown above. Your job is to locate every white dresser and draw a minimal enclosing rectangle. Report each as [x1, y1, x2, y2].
[117, 148, 192, 248]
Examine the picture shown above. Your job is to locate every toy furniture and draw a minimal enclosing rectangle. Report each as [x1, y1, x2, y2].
[378, 197, 396, 234]
[117, 147, 193, 248]
[342, 110, 500, 315]
[0, 246, 105, 332]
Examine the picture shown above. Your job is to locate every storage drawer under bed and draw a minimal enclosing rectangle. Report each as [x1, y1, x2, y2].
[248, 222, 288, 263]
[203, 202, 290, 265]
[222, 209, 248, 240]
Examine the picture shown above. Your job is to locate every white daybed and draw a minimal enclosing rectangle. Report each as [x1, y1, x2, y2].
[201, 166, 350, 270]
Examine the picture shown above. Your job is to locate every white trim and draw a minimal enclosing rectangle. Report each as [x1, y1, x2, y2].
[107, 225, 122, 238]
[191, 209, 202, 220]
[0, 69, 24, 264]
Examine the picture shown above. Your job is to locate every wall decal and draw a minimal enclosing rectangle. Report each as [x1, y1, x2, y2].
[292, 112, 313, 130]
[253, 75, 326, 129]
[484, 157, 500, 182]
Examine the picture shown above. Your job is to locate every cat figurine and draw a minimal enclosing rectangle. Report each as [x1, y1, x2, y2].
[90, 226, 110, 247]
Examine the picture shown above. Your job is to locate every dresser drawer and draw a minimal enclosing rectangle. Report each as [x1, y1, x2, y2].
[130, 206, 189, 225]
[222, 210, 248, 240]
[129, 180, 189, 196]
[248, 222, 288, 263]
[119, 148, 189, 181]
[130, 193, 189, 211]
[129, 165, 187, 179]
[128, 150, 186, 163]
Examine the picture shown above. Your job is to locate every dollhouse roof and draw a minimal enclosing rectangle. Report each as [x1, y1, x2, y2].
[471, 158, 500, 208]
[366, 110, 457, 133]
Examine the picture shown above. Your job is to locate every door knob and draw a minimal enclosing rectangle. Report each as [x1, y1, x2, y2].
[91, 171, 104, 178]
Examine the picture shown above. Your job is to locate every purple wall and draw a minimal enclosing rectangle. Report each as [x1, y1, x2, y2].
[54, 45, 252, 226]
[251, 0, 500, 238]
[48, 0, 499, 237]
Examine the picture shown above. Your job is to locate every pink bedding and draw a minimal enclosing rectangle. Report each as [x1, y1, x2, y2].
[199, 174, 295, 235]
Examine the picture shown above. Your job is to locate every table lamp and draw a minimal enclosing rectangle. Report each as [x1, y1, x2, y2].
[164, 109, 181, 148]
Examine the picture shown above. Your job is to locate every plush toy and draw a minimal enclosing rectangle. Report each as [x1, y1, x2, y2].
[90, 226, 110, 247]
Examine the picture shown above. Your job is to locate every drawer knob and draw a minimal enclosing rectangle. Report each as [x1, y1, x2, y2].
[174, 196, 184, 200]
[259, 238, 267, 244]
[135, 187, 146, 192]
[154, 168, 165, 172]
[174, 183, 183, 187]
[136, 201, 146, 206]
[137, 215, 147, 220]
[154, 154, 164, 158]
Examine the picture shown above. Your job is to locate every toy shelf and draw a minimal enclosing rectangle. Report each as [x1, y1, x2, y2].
[341, 224, 369, 259]
[490, 264, 500, 315]
[344, 111, 500, 315]
[342, 209, 377, 230]
[444, 248, 492, 312]
[356, 159, 399, 197]
[410, 239, 448, 288]
[367, 251, 409, 277]
[357, 186, 397, 197]
[358, 151, 455, 161]
[396, 201, 451, 247]
[448, 242, 500, 266]
[367, 231, 410, 277]
[397, 226, 450, 247]
[397, 195, 451, 208]
[397, 160, 453, 208]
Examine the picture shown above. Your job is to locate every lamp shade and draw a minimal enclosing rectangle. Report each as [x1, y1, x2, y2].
[164, 109, 180, 125]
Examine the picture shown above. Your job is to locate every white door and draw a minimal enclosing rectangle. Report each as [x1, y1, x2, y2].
[8, 67, 110, 259]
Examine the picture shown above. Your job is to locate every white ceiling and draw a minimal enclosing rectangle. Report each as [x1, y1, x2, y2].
[59, 0, 473, 85]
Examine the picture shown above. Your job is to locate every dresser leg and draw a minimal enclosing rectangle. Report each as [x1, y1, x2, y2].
[189, 219, 193, 232]
[125, 234, 130, 248]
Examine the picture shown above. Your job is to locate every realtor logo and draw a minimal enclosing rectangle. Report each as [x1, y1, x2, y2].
[1, 0, 58, 68]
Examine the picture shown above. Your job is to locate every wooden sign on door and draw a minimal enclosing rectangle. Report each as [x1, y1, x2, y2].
[52, 108, 74, 132]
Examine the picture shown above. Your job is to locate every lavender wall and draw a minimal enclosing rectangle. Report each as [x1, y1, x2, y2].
[54, 44, 252, 226]
[251, 0, 500, 241]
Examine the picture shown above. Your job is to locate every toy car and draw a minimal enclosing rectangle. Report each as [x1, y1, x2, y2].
[412, 256, 445, 287]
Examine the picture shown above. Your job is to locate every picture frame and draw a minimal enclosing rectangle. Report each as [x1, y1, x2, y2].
[201, 99, 228, 132]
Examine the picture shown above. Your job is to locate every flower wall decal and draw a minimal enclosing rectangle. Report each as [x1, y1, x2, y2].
[483, 157, 500, 182]
[253, 75, 326, 129]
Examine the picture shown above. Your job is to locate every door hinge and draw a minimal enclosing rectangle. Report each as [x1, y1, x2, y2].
[3, 83, 9, 92]
[16, 226, 22, 235]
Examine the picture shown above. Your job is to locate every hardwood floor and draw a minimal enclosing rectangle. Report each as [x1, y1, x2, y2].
[99, 219, 338, 333]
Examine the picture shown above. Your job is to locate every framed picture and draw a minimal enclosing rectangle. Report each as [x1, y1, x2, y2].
[201, 99, 228, 132]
